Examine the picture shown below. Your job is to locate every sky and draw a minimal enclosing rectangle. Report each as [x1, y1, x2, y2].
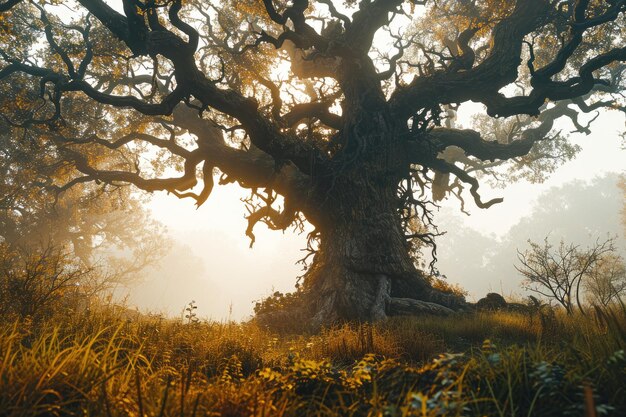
[121, 108, 625, 321]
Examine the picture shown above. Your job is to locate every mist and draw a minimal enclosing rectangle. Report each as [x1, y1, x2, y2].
[119, 172, 625, 320]
[118, 204, 308, 320]
[434, 173, 626, 300]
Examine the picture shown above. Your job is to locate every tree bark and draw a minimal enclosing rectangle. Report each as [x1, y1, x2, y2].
[298, 169, 464, 327]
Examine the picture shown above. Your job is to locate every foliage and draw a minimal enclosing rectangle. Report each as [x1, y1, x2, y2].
[254, 289, 306, 317]
[433, 174, 625, 298]
[0, 82, 166, 282]
[424, 273, 469, 300]
[0, 297, 625, 416]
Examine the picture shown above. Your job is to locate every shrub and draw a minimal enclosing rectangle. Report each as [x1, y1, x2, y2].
[0, 243, 96, 322]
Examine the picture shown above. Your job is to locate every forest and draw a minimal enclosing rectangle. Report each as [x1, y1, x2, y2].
[1, 0, 625, 415]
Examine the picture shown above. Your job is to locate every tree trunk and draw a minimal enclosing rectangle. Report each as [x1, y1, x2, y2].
[299, 173, 464, 328]
[255, 103, 466, 328]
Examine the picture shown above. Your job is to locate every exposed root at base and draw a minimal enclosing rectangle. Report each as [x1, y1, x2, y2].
[253, 273, 465, 330]
[388, 297, 454, 316]
[255, 295, 458, 331]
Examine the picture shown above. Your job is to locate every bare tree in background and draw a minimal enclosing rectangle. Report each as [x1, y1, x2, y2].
[517, 237, 616, 314]
[1, 0, 625, 325]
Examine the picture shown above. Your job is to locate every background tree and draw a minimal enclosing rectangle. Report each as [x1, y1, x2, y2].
[0, 0, 624, 325]
[0, 19, 165, 280]
[0, 89, 166, 319]
[516, 237, 616, 314]
[584, 252, 626, 307]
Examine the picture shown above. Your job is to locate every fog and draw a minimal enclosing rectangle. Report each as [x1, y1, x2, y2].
[121, 187, 308, 320]
[125, 226, 306, 320]
[119, 173, 624, 320]
[119, 113, 625, 320]
[434, 174, 626, 300]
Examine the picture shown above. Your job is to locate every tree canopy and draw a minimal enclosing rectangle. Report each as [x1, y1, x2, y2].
[0, 57, 163, 279]
[1, 0, 624, 325]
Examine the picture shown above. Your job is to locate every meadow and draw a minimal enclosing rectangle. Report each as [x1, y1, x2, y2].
[0, 298, 624, 417]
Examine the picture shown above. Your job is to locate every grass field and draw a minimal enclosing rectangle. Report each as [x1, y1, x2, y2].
[1, 301, 624, 417]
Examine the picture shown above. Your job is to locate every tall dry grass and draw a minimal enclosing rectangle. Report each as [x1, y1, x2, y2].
[0, 300, 624, 416]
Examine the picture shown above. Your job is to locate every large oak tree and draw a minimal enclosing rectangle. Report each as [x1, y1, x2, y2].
[0, 0, 624, 326]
